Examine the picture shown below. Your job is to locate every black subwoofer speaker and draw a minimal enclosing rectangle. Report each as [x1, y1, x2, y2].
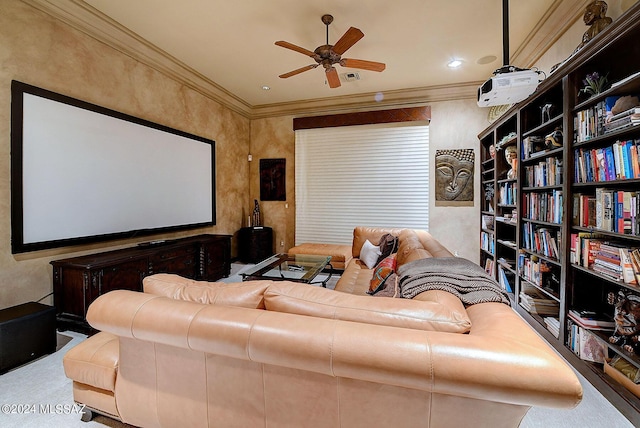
[0, 302, 56, 374]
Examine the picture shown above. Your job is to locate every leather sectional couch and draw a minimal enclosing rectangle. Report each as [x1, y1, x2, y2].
[63, 227, 583, 427]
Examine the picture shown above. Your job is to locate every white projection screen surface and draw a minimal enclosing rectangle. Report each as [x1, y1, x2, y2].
[11, 81, 215, 253]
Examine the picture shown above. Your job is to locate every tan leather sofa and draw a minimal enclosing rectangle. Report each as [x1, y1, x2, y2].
[63, 227, 583, 427]
[334, 226, 455, 294]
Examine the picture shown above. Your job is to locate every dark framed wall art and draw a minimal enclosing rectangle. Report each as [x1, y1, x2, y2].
[260, 158, 286, 201]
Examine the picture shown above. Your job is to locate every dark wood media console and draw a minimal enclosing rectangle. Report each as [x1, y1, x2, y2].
[51, 234, 231, 332]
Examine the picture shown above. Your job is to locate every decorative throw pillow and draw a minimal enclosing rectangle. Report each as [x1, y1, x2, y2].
[376, 233, 399, 265]
[360, 239, 382, 269]
[368, 254, 397, 295]
[371, 273, 399, 297]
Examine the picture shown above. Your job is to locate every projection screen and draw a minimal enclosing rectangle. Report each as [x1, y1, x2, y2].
[11, 81, 215, 253]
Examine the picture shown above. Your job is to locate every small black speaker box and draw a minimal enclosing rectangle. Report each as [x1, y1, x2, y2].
[0, 302, 56, 374]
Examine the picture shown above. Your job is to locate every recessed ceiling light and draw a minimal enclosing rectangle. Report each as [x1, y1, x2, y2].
[261, 85, 271, 90]
[447, 59, 463, 68]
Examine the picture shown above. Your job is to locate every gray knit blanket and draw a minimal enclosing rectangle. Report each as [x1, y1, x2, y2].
[398, 257, 510, 306]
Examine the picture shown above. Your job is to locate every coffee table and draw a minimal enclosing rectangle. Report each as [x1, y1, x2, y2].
[240, 253, 333, 287]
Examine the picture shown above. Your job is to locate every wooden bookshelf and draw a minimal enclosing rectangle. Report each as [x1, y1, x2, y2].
[478, 3, 640, 424]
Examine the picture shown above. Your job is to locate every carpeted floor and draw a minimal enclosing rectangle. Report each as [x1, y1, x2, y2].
[0, 263, 634, 427]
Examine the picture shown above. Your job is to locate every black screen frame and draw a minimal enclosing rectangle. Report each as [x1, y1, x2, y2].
[10, 80, 216, 254]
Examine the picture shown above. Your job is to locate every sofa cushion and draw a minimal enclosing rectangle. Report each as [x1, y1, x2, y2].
[263, 281, 471, 333]
[63, 332, 119, 392]
[352, 227, 406, 258]
[360, 239, 382, 269]
[371, 273, 399, 298]
[376, 233, 399, 265]
[143, 273, 270, 309]
[396, 229, 433, 267]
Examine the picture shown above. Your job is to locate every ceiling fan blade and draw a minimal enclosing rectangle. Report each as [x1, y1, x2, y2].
[326, 67, 341, 88]
[275, 41, 317, 57]
[331, 27, 364, 55]
[341, 58, 386, 72]
[279, 64, 319, 79]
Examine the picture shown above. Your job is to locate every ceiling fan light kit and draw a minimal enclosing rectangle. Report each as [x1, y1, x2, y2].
[275, 14, 385, 88]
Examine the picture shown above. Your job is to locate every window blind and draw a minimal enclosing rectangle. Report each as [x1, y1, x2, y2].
[295, 122, 429, 245]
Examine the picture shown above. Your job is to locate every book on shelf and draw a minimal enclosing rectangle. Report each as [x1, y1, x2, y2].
[484, 257, 495, 276]
[497, 264, 513, 293]
[574, 100, 607, 142]
[569, 232, 605, 267]
[566, 319, 608, 363]
[581, 189, 640, 235]
[522, 135, 545, 160]
[609, 71, 640, 89]
[574, 140, 640, 183]
[481, 231, 495, 254]
[604, 113, 640, 133]
[481, 214, 494, 230]
[573, 193, 596, 228]
[519, 287, 559, 316]
[630, 249, 640, 284]
[609, 107, 640, 121]
[568, 309, 615, 330]
[543, 316, 560, 338]
[523, 190, 563, 224]
[497, 257, 516, 269]
[524, 156, 562, 187]
[577, 327, 608, 363]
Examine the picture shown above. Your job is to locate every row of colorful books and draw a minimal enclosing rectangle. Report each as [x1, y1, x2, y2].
[573, 189, 640, 235]
[522, 224, 560, 260]
[569, 233, 640, 285]
[522, 190, 563, 224]
[574, 139, 640, 183]
[524, 156, 563, 187]
[592, 242, 636, 283]
[574, 99, 607, 143]
[518, 253, 555, 289]
[570, 232, 602, 268]
[574, 99, 640, 143]
[480, 231, 494, 255]
[498, 182, 517, 206]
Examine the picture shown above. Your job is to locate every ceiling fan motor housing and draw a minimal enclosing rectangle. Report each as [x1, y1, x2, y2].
[314, 45, 341, 69]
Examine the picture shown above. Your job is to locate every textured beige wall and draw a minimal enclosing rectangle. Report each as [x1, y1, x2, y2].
[0, 0, 250, 309]
[249, 116, 296, 254]
[249, 100, 488, 264]
[430, 100, 489, 262]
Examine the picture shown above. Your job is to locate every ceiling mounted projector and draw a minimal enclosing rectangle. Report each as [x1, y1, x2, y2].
[477, 67, 542, 108]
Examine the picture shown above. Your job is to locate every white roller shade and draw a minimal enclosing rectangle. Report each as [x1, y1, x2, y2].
[295, 122, 429, 245]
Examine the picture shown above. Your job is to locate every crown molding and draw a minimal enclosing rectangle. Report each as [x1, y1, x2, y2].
[511, 0, 590, 68]
[21, 0, 254, 118]
[22, 0, 567, 120]
[250, 82, 479, 119]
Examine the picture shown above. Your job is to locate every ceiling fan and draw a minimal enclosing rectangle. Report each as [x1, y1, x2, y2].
[275, 14, 386, 88]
